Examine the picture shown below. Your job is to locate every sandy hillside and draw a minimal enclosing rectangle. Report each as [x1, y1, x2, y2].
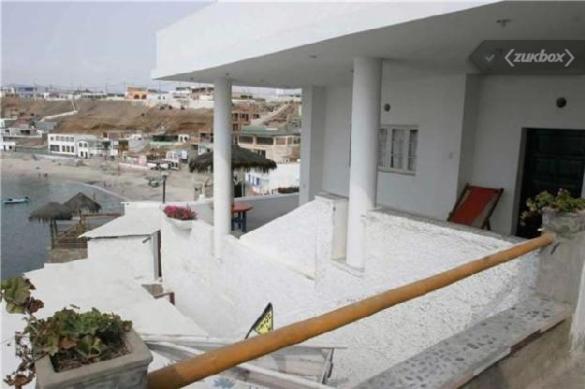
[1, 97, 214, 134]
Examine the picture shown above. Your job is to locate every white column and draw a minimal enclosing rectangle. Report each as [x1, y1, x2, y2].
[213, 77, 232, 258]
[346, 57, 382, 269]
[300, 86, 326, 204]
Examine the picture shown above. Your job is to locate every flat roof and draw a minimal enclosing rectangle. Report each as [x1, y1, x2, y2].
[153, 2, 585, 87]
[82, 210, 161, 238]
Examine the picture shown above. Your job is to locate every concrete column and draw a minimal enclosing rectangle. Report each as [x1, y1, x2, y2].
[537, 210, 585, 351]
[213, 77, 232, 258]
[346, 57, 382, 269]
[300, 86, 326, 204]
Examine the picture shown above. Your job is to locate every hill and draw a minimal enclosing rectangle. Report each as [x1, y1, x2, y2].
[1, 97, 214, 134]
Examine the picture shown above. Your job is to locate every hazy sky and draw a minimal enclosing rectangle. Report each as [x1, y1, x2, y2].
[1, 1, 209, 91]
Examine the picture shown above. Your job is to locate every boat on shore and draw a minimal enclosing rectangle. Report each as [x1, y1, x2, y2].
[3, 197, 30, 205]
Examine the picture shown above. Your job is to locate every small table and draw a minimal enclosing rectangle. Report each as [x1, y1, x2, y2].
[231, 202, 253, 232]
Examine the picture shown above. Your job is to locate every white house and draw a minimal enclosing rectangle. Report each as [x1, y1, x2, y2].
[245, 162, 300, 195]
[48, 133, 97, 156]
[154, 1, 585, 251]
[0, 136, 16, 151]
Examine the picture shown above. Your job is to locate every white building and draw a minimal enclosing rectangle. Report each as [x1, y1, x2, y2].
[0, 117, 17, 130]
[246, 162, 300, 195]
[149, 2, 585, 384]
[154, 1, 585, 240]
[48, 133, 97, 156]
[0, 136, 15, 151]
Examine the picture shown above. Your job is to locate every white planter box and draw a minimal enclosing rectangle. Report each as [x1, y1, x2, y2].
[166, 216, 193, 231]
[35, 330, 152, 389]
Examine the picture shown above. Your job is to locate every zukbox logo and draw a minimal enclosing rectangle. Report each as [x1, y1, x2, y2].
[505, 48, 575, 68]
[470, 41, 585, 74]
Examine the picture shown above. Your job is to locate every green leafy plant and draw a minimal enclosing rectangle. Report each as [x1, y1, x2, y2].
[1, 276, 132, 387]
[521, 189, 585, 224]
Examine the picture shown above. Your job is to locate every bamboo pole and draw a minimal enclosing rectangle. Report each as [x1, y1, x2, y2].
[147, 232, 555, 389]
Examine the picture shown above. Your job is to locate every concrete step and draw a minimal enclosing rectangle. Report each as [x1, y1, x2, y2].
[355, 295, 571, 389]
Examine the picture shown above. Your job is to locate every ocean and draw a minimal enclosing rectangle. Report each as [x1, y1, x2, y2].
[1, 174, 123, 279]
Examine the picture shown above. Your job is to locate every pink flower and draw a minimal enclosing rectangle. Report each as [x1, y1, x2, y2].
[164, 205, 197, 221]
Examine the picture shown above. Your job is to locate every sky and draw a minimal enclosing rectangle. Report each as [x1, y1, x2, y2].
[1, 1, 210, 92]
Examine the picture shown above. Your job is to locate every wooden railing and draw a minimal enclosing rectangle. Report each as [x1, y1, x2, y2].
[147, 232, 555, 389]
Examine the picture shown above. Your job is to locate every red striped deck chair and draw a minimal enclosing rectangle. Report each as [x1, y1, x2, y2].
[448, 184, 503, 230]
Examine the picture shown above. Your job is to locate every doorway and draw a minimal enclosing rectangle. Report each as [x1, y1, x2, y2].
[517, 128, 585, 238]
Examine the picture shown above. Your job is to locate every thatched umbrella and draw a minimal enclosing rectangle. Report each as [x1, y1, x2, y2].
[29, 202, 74, 247]
[189, 145, 277, 173]
[189, 145, 277, 197]
[64, 192, 102, 215]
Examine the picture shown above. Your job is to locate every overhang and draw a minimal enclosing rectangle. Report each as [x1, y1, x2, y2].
[153, 1, 585, 87]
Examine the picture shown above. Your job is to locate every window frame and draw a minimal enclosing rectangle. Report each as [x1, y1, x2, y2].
[378, 125, 418, 175]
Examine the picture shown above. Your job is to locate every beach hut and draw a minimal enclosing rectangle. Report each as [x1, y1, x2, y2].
[64, 192, 102, 215]
[29, 202, 74, 246]
[189, 145, 277, 197]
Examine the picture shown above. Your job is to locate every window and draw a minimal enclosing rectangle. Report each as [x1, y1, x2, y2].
[378, 126, 418, 174]
[238, 135, 253, 144]
[275, 137, 286, 145]
[256, 136, 274, 145]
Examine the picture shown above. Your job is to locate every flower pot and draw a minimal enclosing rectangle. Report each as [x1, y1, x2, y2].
[35, 330, 152, 389]
[166, 216, 193, 231]
[542, 209, 585, 236]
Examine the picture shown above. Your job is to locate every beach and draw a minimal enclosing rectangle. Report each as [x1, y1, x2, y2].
[1, 152, 198, 202]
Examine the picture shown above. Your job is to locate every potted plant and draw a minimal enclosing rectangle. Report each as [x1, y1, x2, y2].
[163, 205, 197, 230]
[521, 189, 585, 235]
[1, 277, 152, 389]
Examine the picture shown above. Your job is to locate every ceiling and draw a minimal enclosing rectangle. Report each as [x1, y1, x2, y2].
[154, 2, 585, 88]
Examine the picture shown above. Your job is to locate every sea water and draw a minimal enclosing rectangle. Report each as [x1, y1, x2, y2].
[1, 174, 122, 279]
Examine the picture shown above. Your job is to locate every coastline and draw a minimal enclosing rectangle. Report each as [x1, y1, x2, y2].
[1, 152, 196, 202]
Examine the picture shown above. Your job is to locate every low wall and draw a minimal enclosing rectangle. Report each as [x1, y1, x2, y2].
[237, 193, 299, 231]
[87, 237, 156, 282]
[159, 198, 540, 386]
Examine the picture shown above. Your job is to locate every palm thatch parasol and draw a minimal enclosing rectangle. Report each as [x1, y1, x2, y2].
[28, 202, 73, 223]
[29, 202, 74, 247]
[64, 192, 102, 215]
[189, 145, 277, 173]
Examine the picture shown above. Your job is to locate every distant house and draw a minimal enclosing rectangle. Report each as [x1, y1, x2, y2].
[2, 119, 42, 138]
[0, 136, 15, 152]
[245, 162, 300, 195]
[232, 108, 261, 131]
[126, 86, 148, 100]
[191, 86, 214, 100]
[0, 118, 17, 131]
[13, 85, 46, 99]
[48, 133, 97, 156]
[237, 126, 300, 163]
[35, 121, 58, 134]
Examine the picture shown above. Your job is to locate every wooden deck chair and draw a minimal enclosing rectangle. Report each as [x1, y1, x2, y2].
[448, 184, 503, 230]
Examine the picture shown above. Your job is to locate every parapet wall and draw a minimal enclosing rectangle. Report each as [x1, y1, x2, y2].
[159, 199, 541, 386]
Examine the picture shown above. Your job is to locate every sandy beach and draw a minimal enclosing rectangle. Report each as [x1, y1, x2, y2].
[1, 153, 199, 202]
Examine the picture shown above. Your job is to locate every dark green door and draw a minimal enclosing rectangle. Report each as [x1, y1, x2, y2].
[517, 128, 585, 238]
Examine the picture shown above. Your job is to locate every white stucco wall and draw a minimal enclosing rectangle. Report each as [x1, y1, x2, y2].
[470, 75, 585, 234]
[317, 69, 585, 234]
[321, 70, 468, 220]
[87, 236, 156, 282]
[159, 198, 540, 386]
